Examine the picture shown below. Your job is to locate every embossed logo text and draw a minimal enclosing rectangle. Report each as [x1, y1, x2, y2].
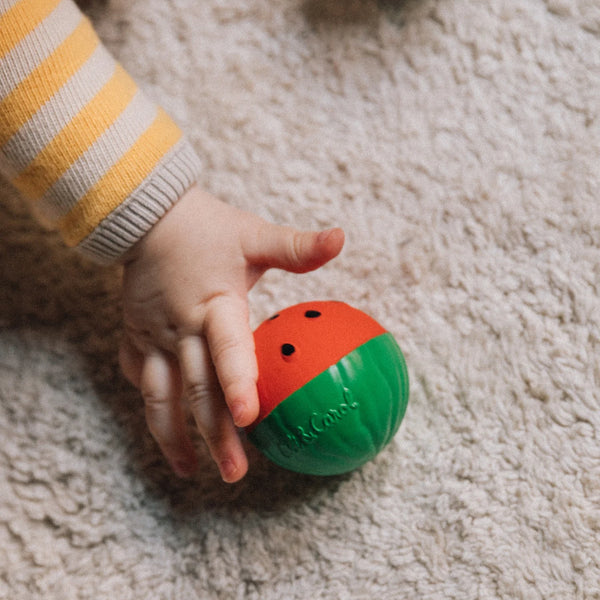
[277, 388, 359, 458]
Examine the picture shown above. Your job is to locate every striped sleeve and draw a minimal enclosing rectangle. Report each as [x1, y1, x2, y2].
[0, 0, 202, 263]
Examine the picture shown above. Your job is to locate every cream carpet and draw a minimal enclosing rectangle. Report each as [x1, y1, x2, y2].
[1, 0, 599, 598]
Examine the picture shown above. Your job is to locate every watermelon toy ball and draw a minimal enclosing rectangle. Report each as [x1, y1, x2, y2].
[246, 301, 409, 476]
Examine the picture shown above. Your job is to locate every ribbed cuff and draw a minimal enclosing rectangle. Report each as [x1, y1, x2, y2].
[76, 138, 201, 264]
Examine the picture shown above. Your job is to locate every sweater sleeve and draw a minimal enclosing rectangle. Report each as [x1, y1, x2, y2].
[0, 0, 202, 263]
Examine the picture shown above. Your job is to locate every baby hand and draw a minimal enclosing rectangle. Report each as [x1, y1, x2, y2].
[118, 186, 344, 482]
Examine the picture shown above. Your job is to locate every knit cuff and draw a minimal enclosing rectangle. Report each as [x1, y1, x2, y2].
[75, 138, 201, 264]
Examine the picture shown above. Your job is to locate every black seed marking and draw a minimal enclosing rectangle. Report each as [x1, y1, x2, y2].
[305, 310, 321, 318]
[269, 313, 280, 320]
[281, 343, 296, 356]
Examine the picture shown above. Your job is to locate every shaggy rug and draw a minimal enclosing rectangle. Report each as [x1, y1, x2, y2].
[1, 0, 599, 598]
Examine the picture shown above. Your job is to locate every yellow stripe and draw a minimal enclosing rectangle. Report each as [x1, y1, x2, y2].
[0, 16, 98, 147]
[59, 108, 182, 246]
[13, 64, 138, 199]
[0, 0, 62, 60]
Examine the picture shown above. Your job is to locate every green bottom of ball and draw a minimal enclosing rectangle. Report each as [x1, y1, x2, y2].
[248, 333, 409, 476]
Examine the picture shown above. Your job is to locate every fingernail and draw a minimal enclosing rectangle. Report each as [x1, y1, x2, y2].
[220, 459, 238, 483]
[172, 458, 196, 478]
[318, 228, 335, 243]
[231, 402, 246, 427]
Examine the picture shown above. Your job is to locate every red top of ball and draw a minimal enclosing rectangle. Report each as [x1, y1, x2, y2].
[252, 301, 386, 425]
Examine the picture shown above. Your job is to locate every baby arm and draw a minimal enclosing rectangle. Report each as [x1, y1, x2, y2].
[0, 0, 200, 261]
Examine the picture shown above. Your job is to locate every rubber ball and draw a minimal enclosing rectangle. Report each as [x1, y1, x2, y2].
[246, 301, 409, 476]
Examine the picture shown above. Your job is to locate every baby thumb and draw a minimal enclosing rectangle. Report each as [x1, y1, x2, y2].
[249, 225, 345, 274]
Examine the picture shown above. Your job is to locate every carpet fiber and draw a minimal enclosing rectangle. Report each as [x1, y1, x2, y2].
[1, 0, 599, 598]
